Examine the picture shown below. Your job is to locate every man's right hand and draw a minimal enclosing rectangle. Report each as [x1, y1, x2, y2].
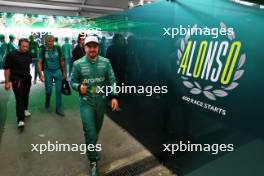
[5, 82, 11, 90]
[39, 75, 45, 82]
[80, 81, 87, 95]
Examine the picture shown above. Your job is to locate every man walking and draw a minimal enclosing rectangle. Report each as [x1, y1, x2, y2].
[71, 36, 118, 176]
[62, 37, 72, 79]
[4, 38, 32, 128]
[38, 35, 66, 116]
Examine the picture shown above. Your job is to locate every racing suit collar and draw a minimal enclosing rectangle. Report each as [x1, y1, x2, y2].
[86, 55, 98, 64]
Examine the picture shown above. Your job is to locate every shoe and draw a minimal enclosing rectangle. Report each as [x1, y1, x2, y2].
[90, 162, 99, 176]
[24, 110, 31, 117]
[17, 121, 25, 128]
[56, 110, 65, 117]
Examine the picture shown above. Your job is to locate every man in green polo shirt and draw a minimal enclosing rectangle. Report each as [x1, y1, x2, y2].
[71, 35, 119, 176]
[38, 35, 66, 116]
[7, 34, 17, 54]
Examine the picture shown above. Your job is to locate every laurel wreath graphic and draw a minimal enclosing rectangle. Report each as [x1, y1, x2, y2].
[177, 22, 246, 101]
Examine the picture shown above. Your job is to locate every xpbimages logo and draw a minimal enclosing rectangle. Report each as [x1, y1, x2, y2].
[31, 141, 102, 155]
[163, 24, 234, 39]
[163, 22, 247, 115]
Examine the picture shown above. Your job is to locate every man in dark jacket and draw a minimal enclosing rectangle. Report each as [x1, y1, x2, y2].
[106, 34, 126, 85]
[72, 33, 86, 64]
[4, 38, 32, 128]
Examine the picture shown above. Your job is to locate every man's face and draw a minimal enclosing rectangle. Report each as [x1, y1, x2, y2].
[47, 39, 54, 48]
[19, 41, 29, 53]
[85, 42, 99, 59]
[79, 37, 85, 46]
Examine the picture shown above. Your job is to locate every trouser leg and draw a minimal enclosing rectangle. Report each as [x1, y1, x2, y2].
[80, 99, 100, 162]
[69, 61, 72, 78]
[44, 70, 53, 108]
[95, 98, 106, 133]
[12, 80, 25, 123]
[23, 79, 31, 110]
[66, 62, 69, 79]
[44, 70, 53, 94]
[34, 61, 38, 81]
[54, 70, 62, 112]
[65, 58, 70, 79]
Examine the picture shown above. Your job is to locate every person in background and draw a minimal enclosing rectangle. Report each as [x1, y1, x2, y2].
[62, 37, 72, 79]
[28, 35, 39, 84]
[54, 37, 61, 48]
[105, 34, 125, 112]
[71, 36, 118, 176]
[99, 36, 106, 57]
[124, 35, 141, 85]
[72, 39, 77, 49]
[106, 34, 126, 86]
[37, 35, 66, 116]
[7, 34, 18, 54]
[72, 33, 86, 64]
[0, 34, 7, 70]
[4, 38, 32, 128]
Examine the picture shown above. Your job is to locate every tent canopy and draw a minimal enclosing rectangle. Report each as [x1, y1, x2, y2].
[0, 0, 132, 18]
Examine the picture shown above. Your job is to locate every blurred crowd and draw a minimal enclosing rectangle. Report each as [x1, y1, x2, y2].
[0, 33, 149, 86]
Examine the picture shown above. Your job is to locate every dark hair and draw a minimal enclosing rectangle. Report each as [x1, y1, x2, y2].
[18, 38, 29, 46]
[77, 33, 86, 43]
[112, 34, 124, 45]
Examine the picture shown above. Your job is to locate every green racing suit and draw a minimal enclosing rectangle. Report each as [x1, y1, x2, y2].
[71, 55, 117, 162]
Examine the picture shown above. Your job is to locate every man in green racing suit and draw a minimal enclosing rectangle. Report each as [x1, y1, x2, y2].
[71, 36, 119, 176]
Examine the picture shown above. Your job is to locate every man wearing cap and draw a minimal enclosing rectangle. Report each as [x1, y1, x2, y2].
[38, 35, 66, 116]
[71, 36, 119, 176]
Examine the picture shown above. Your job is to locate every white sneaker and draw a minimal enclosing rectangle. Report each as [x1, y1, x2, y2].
[24, 110, 31, 117]
[18, 121, 25, 128]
